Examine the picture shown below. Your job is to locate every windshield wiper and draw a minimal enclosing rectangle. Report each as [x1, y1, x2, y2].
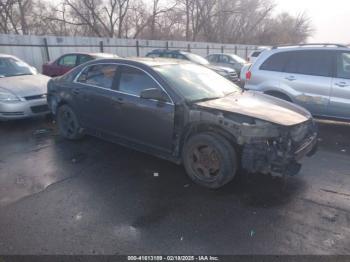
[14, 73, 32, 76]
[224, 90, 241, 97]
[189, 96, 222, 103]
[4, 73, 32, 77]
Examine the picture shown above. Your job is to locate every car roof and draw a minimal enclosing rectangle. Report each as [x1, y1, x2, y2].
[148, 49, 189, 55]
[58, 52, 118, 57]
[207, 53, 236, 56]
[260, 44, 349, 54]
[260, 46, 350, 58]
[87, 57, 191, 67]
[0, 53, 19, 59]
[89, 52, 119, 58]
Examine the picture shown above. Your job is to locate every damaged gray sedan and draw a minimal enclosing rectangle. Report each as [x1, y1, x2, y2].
[47, 58, 317, 188]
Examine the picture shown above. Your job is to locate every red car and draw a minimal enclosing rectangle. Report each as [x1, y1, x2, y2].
[42, 52, 118, 77]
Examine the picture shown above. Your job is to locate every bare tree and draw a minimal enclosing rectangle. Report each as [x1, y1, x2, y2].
[0, 0, 313, 45]
[0, 0, 32, 34]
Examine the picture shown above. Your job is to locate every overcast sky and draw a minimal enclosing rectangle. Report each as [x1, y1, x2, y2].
[275, 0, 349, 44]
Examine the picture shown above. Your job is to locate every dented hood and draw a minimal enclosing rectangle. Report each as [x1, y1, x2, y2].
[0, 74, 50, 97]
[196, 91, 311, 126]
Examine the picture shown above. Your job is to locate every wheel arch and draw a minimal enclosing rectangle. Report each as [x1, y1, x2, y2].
[178, 122, 240, 159]
[50, 97, 68, 115]
[264, 90, 293, 102]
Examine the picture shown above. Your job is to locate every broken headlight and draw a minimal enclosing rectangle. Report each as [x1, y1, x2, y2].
[289, 121, 310, 142]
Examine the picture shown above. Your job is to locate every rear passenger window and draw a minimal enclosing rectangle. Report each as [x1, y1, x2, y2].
[146, 53, 160, 58]
[219, 55, 230, 63]
[162, 53, 174, 58]
[207, 55, 218, 63]
[284, 50, 332, 77]
[78, 55, 93, 65]
[252, 51, 261, 57]
[77, 64, 118, 89]
[118, 66, 161, 96]
[173, 54, 186, 60]
[336, 52, 350, 79]
[260, 52, 290, 72]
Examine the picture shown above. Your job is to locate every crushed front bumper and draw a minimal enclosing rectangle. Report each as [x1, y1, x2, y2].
[294, 132, 318, 160]
[241, 131, 318, 177]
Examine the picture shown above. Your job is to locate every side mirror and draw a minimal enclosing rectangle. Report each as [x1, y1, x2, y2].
[140, 88, 169, 102]
[78, 73, 87, 82]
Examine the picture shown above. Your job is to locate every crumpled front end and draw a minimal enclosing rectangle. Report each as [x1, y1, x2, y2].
[241, 119, 318, 176]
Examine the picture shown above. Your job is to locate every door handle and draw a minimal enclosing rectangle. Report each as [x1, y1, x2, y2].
[285, 76, 296, 81]
[335, 82, 349, 87]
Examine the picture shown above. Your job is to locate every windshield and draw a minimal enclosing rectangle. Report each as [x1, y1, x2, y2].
[185, 53, 210, 65]
[0, 57, 36, 78]
[154, 63, 241, 102]
[230, 54, 247, 64]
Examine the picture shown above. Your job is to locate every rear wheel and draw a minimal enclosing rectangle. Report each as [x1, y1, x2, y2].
[57, 105, 83, 140]
[183, 133, 238, 189]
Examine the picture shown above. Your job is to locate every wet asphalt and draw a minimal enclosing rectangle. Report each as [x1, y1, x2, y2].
[0, 117, 349, 255]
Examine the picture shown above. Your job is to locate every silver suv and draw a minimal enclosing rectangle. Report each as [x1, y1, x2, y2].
[244, 44, 350, 121]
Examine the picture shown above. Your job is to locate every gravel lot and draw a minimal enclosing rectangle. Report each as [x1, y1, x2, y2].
[0, 117, 349, 255]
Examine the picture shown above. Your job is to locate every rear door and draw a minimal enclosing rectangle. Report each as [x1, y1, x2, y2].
[281, 50, 333, 116]
[329, 51, 350, 119]
[74, 63, 120, 131]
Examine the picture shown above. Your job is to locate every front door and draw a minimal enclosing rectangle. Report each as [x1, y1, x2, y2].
[329, 51, 350, 120]
[113, 65, 175, 152]
[73, 63, 120, 131]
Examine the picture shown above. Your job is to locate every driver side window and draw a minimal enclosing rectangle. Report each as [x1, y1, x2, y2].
[118, 66, 167, 99]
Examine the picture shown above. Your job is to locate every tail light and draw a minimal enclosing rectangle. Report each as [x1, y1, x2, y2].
[246, 70, 252, 81]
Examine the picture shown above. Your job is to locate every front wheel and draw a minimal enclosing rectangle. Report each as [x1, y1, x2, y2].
[182, 133, 238, 189]
[57, 104, 83, 140]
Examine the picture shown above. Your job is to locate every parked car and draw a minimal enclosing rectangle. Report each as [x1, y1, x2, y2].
[206, 53, 248, 74]
[42, 52, 119, 77]
[145, 49, 239, 84]
[47, 58, 317, 189]
[0, 54, 50, 120]
[244, 43, 350, 121]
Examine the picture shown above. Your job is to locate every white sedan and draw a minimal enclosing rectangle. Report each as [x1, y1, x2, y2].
[0, 54, 50, 120]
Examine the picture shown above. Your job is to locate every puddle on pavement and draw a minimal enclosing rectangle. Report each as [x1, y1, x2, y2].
[0, 119, 74, 207]
[217, 172, 304, 208]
